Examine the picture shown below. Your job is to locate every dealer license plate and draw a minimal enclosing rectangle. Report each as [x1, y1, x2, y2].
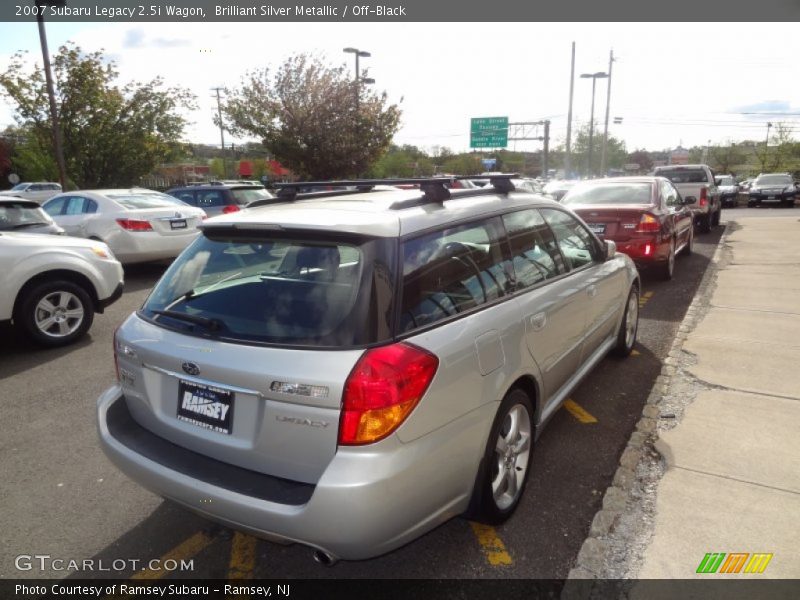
[170, 219, 187, 230]
[177, 380, 234, 434]
[587, 223, 606, 235]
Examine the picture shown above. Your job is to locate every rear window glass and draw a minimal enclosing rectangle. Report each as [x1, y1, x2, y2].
[107, 193, 183, 209]
[230, 188, 274, 205]
[562, 183, 652, 205]
[655, 169, 708, 184]
[755, 175, 791, 186]
[716, 176, 735, 186]
[0, 203, 53, 230]
[141, 234, 396, 347]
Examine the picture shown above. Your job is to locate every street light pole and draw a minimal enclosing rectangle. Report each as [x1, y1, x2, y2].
[35, 0, 68, 190]
[580, 71, 608, 178]
[212, 87, 227, 179]
[599, 49, 615, 177]
[764, 122, 772, 168]
[343, 47, 371, 111]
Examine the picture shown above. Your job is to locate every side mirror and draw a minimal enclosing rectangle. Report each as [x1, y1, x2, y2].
[604, 239, 617, 261]
[684, 196, 697, 204]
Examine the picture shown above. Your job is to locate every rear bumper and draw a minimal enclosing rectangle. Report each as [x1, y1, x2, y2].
[97, 386, 482, 560]
[614, 238, 668, 266]
[108, 231, 200, 264]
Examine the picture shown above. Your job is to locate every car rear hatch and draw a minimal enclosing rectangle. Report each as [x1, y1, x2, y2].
[115, 229, 397, 484]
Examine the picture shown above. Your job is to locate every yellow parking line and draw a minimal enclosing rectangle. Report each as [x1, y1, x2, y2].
[130, 530, 217, 580]
[470, 522, 513, 566]
[563, 399, 598, 424]
[227, 532, 258, 580]
[631, 349, 641, 356]
[639, 291, 654, 307]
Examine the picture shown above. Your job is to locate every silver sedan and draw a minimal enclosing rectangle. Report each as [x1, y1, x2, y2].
[42, 189, 206, 264]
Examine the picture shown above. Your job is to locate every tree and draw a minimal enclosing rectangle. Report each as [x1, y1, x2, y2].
[709, 143, 748, 175]
[0, 43, 195, 188]
[626, 150, 653, 173]
[562, 124, 626, 177]
[220, 54, 401, 180]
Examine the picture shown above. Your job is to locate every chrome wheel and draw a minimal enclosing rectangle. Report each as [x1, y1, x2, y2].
[491, 403, 532, 510]
[34, 291, 85, 338]
[624, 292, 638, 350]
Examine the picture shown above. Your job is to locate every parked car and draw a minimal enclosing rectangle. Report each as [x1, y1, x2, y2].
[0, 232, 123, 346]
[166, 183, 276, 218]
[0, 198, 65, 235]
[42, 189, 206, 265]
[715, 175, 739, 208]
[97, 176, 640, 563]
[747, 173, 798, 208]
[561, 177, 694, 280]
[652, 164, 721, 233]
[542, 179, 579, 201]
[0, 182, 62, 204]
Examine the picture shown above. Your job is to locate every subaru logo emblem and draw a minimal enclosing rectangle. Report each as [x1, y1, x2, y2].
[182, 362, 200, 376]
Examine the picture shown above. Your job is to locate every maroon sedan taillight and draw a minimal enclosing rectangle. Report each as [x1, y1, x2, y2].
[635, 213, 660, 233]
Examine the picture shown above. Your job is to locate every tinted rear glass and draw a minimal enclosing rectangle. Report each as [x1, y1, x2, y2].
[141, 233, 396, 347]
[655, 169, 707, 184]
[562, 183, 652, 205]
[755, 175, 791, 186]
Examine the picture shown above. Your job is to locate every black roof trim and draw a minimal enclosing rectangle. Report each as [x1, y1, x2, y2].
[267, 174, 520, 208]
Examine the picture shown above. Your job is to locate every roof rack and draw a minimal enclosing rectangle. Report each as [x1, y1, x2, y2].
[267, 174, 519, 207]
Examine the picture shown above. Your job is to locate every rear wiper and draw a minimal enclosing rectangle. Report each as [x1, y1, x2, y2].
[151, 309, 225, 332]
[13, 222, 51, 228]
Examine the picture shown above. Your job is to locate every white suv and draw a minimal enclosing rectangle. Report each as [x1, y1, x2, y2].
[0, 232, 124, 346]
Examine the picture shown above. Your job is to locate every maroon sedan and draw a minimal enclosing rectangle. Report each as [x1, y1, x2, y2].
[561, 177, 694, 280]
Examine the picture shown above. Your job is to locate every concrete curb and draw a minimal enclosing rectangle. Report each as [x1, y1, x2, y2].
[564, 223, 731, 586]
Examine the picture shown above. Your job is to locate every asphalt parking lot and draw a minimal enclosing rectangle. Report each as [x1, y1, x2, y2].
[0, 214, 751, 580]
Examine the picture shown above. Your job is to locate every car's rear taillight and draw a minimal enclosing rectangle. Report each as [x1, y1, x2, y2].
[635, 213, 660, 233]
[699, 187, 708, 207]
[222, 205, 241, 214]
[339, 343, 439, 445]
[116, 218, 153, 232]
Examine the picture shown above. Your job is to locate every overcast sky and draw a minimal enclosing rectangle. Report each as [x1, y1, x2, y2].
[1, 21, 799, 156]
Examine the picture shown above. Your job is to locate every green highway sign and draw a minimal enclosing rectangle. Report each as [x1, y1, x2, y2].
[470, 116, 508, 148]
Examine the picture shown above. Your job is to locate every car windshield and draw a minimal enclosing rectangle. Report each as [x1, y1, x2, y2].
[562, 183, 653, 205]
[10, 183, 29, 191]
[755, 175, 792, 186]
[140, 232, 396, 347]
[230, 187, 273, 205]
[717, 176, 735, 186]
[107, 192, 186, 209]
[0, 203, 53, 230]
[655, 169, 707, 184]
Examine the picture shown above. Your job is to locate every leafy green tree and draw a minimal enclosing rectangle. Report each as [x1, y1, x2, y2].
[0, 43, 195, 188]
[710, 143, 748, 175]
[571, 124, 627, 176]
[626, 150, 653, 173]
[219, 54, 401, 180]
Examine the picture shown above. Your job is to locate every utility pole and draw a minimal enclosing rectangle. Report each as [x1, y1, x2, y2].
[543, 120, 550, 178]
[36, 0, 68, 190]
[564, 42, 576, 179]
[212, 87, 227, 179]
[599, 49, 615, 177]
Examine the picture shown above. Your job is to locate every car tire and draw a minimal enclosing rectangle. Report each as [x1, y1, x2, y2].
[613, 284, 639, 358]
[699, 214, 712, 233]
[680, 225, 694, 256]
[15, 280, 94, 347]
[659, 240, 675, 281]
[468, 388, 534, 525]
[747, 200, 756, 208]
[711, 206, 721, 226]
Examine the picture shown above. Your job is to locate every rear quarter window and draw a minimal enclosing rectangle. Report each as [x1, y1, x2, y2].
[400, 217, 511, 333]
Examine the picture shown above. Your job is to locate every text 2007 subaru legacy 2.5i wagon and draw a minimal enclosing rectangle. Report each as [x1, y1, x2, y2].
[97, 175, 640, 563]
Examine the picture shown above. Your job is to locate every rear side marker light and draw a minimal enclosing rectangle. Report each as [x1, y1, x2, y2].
[339, 343, 439, 445]
[222, 205, 241, 214]
[116, 218, 153, 231]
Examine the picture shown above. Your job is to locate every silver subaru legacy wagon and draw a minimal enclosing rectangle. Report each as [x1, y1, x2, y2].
[97, 176, 640, 563]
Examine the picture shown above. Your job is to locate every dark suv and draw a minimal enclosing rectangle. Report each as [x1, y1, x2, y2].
[747, 173, 798, 208]
[166, 183, 276, 218]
